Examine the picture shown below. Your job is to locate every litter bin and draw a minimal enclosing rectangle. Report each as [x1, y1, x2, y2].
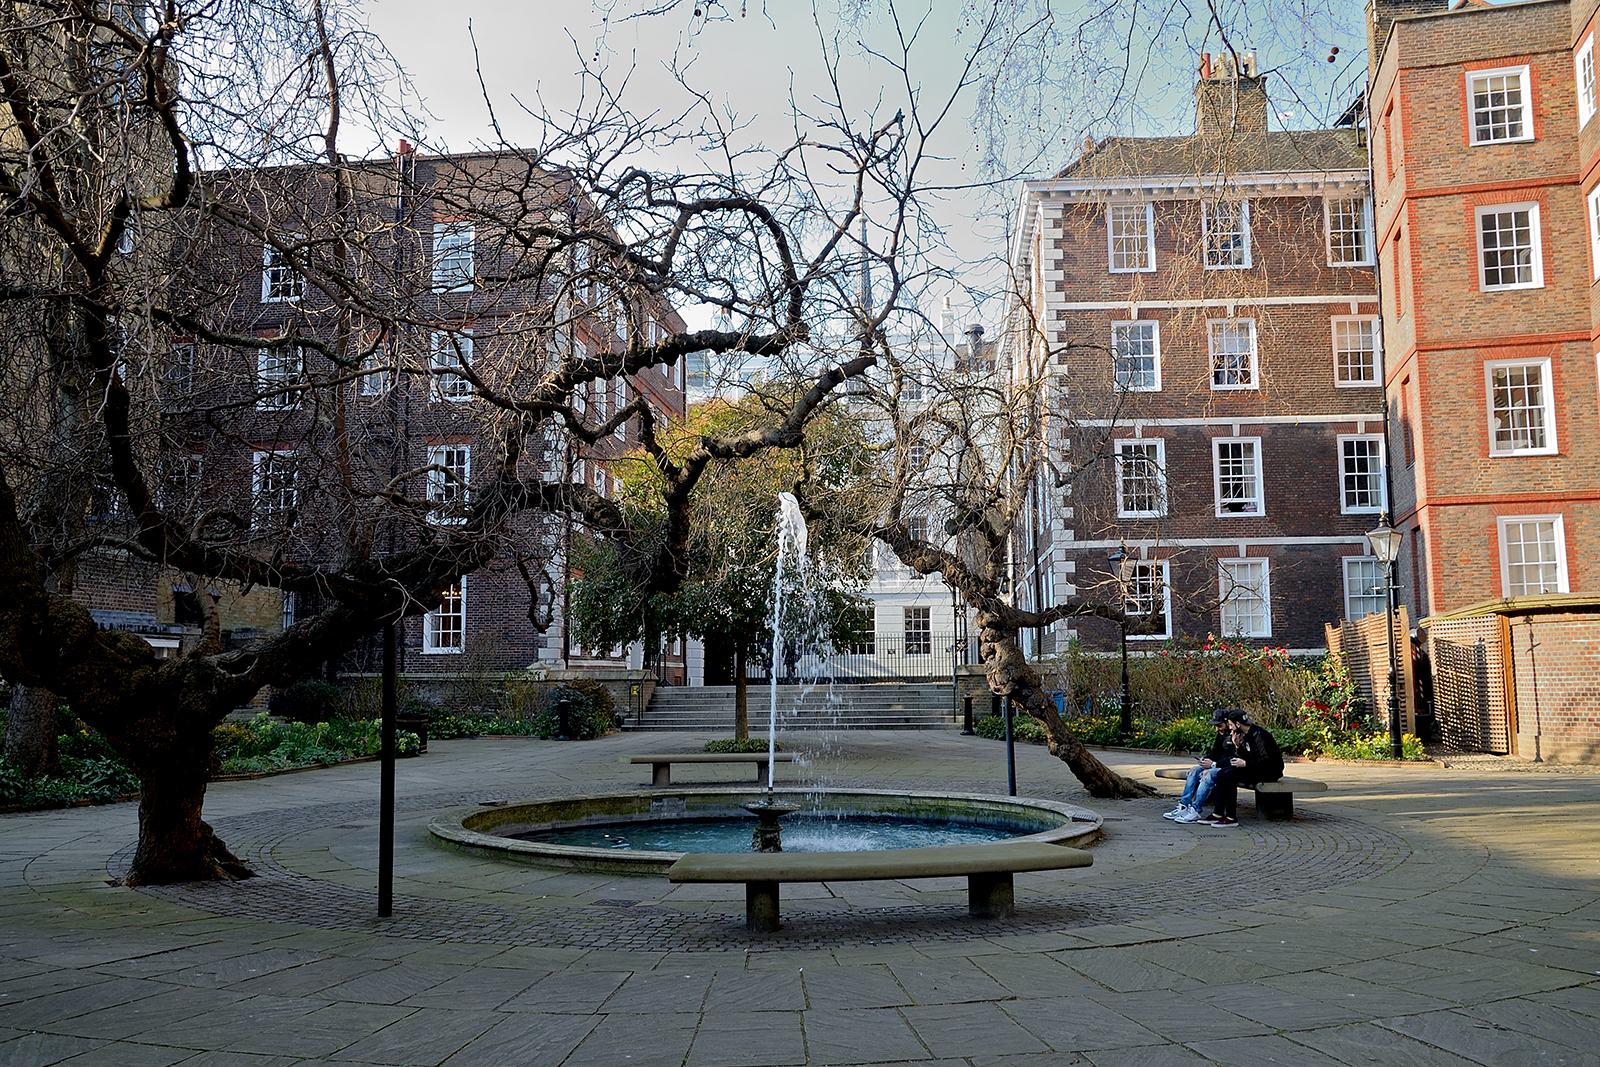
[395, 713, 428, 753]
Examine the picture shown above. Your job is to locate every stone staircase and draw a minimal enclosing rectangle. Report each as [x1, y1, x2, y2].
[629, 683, 959, 731]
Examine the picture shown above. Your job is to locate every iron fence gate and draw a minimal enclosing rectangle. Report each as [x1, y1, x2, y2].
[746, 634, 975, 683]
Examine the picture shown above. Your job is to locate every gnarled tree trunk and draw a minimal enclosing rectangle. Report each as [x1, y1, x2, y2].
[4, 684, 60, 778]
[733, 647, 749, 740]
[976, 610, 1154, 799]
[126, 764, 250, 885]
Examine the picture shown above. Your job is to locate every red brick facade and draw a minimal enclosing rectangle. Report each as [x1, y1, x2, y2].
[1372, 0, 1600, 761]
[1370, 0, 1599, 614]
[76, 150, 688, 680]
[1007, 66, 1383, 654]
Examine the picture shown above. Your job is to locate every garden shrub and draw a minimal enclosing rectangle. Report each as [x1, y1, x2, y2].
[973, 714, 1048, 744]
[269, 679, 347, 724]
[530, 684, 616, 740]
[705, 737, 780, 753]
[210, 713, 418, 774]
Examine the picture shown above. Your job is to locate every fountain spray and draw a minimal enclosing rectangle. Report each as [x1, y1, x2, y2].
[768, 492, 809, 790]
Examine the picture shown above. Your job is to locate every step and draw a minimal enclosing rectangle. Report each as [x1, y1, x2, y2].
[629, 682, 960, 731]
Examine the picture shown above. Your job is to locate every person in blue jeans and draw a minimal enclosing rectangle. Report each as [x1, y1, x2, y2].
[1163, 709, 1236, 824]
[1201, 710, 1285, 827]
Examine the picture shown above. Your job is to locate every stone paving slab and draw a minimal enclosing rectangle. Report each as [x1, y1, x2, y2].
[1, 729, 1598, 1066]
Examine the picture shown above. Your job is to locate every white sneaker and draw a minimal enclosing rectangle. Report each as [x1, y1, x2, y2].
[1162, 804, 1187, 820]
[1173, 806, 1202, 823]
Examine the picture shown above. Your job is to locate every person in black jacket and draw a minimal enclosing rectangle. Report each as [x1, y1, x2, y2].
[1163, 709, 1236, 824]
[1203, 710, 1284, 827]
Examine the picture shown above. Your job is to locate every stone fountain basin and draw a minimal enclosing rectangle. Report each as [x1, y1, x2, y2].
[428, 788, 1103, 875]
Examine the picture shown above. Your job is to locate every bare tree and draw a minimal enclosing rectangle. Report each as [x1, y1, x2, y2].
[0, 0, 1008, 881]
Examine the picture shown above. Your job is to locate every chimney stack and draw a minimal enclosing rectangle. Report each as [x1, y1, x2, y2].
[1195, 51, 1268, 138]
[1367, 1, 1446, 67]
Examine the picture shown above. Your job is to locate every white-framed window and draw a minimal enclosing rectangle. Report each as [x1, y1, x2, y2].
[166, 342, 196, 397]
[902, 366, 925, 402]
[1476, 203, 1543, 290]
[1486, 358, 1557, 455]
[1107, 203, 1155, 273]
[1112, 320, 1161, 391]
[1332, 317, 1380, 386]
[1219, 559, 1270, 637]
[903, 606, 931, 655]
[251, 450, 297, 528]
[1125, 559, 1171, 640]
[256, 346, 303, 410]
[1499, 516, 1567, 596]
[905, 441, 927, 470]
[423, 580, 465, 653]
[907, 513, 929, 542]
[1325, 197, 1374, 266]
[1588, 186, 1600, 281]
[1203, 200, 1251, 269]
[1213, 437, 1264, 517]
[432, 222, 475, 293]
[1208, 318, 1257, 389]
[261, 239, 304, 303]
[613, 379, 628, 440]
[1338, 435, 1386, 514]
[1468, 65, 1532, 144]
[159, 452, 203, 510]
[429, 330, 473, 402]
[426, 444, 471, 524]
[1579, 36, 1597, 128]
[1343, 557, 1388, 621]
[1115, 439, 1166, 518]
[358, 349, 391, 397]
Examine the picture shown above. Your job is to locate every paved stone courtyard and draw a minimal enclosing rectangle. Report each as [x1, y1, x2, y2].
[3, 729, 1598, 1066]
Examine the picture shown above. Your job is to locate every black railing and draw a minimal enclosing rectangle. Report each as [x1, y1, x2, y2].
[747, 634, 973, 683]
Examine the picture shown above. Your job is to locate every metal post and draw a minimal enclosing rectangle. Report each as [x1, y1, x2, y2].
[962, 695, 974, 735]
[557, 694, 571, 741]
[1002, 696, 1016, 796]
[378, 622, 396, 918]
[1385, 560, 1402, 760]
[1118, 622, 1132, 740]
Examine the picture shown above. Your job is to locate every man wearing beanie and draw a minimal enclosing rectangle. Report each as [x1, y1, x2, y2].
[1163, 709, 1236, 824]
[1201, 710, 1284, 828]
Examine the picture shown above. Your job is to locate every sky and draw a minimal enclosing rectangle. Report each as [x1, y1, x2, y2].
[358, 0, 1368, 328]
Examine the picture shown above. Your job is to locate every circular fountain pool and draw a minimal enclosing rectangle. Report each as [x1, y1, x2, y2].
[428, 788, 1102, 874]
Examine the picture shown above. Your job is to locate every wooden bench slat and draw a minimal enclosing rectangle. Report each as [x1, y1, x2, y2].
[669, 841, 1092, 933]
[668, 841, 1092, 884]
[622, 753, 796, 765]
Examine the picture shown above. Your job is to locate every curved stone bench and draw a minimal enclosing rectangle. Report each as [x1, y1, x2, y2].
[668, 841, 1093, 933]
[1153, 766, 1328, 820]
[621, 752, 795, 788]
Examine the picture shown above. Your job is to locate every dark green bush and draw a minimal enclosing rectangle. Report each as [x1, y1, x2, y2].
[269, 679, 347, 724]
[211, 713, 418, 774]
[530, 684, 616, 740]
[705, 737, 779, 753]
[973, 714, 1048, 744]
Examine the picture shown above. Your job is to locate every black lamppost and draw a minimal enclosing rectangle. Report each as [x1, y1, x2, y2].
[1365, 516, 1405, 760]
[1107, 543, 1132, 739]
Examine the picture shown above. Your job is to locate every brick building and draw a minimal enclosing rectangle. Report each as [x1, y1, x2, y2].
[91, 148, 688, 681]
[1004, 56, 1385, 656]
[1367, 0, 1600, 760]
[1369, 0, 1598, 615]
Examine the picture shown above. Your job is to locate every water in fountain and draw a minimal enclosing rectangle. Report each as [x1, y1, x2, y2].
[766, 491, 811, 790]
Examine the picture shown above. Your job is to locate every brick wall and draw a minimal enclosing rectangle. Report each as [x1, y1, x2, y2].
[1506, 610, 1600, 761]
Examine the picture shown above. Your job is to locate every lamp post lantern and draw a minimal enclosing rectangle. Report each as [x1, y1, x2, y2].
[1365, 516, 1405, 760]
[1107, 543, 1132, 739]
